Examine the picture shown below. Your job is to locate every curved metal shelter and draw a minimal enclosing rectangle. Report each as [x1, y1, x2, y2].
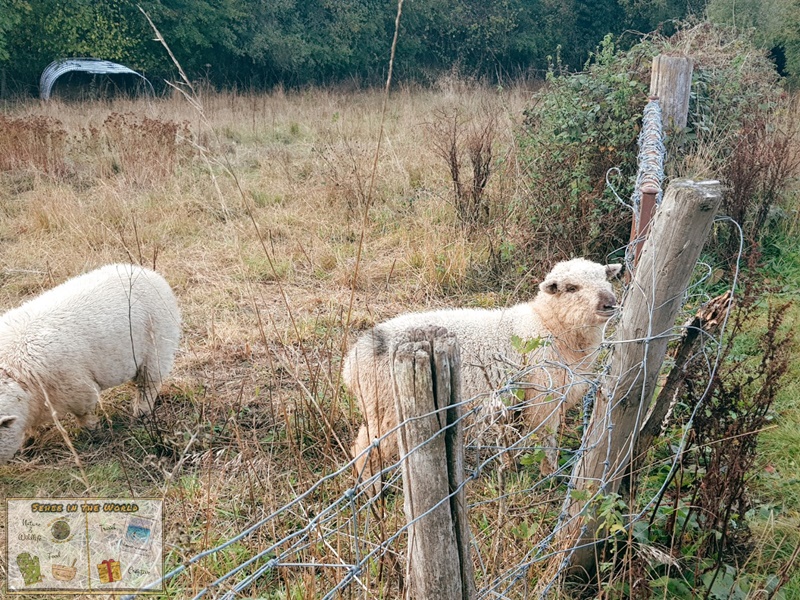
[39, 58, 154, 100]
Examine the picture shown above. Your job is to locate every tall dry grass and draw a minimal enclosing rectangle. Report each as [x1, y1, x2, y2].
[0, 84, 554, 598]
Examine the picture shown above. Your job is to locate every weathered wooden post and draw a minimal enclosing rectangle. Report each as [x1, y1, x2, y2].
[558, 179, 723, 577]
[649, 55, 693, 135]
[391, 326, 475, 600]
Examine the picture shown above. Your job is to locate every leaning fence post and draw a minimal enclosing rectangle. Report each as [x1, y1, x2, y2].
[391, 326, 475, 600]
[559, 179, 723, 579]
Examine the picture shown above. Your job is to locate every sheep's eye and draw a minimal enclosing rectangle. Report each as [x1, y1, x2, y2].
[565, 284, 578, 292]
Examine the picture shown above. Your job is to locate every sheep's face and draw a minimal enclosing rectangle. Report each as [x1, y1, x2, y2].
[0, 379, 28, 465]
[538, 258, 622, 327]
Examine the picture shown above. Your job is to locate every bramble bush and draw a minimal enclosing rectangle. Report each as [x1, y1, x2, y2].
[515, 24, 798, 270]
[516, 34, 653, 262]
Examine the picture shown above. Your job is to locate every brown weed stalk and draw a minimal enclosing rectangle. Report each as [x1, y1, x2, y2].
[0, 114, 67, 175]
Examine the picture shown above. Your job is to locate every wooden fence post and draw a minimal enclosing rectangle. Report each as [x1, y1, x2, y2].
[558, 179, 723, 578]
[649, 55, 693, 135]
[391, 326, 475, 600]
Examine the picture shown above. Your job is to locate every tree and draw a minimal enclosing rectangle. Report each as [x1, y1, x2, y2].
[617, 0, 707, 32]
[0, 0, 728, 94]
[0, 0, 28, 63]
[137, 0, 247, 82]
[3, 0, 167, 93]
[708, 0, 800, 83]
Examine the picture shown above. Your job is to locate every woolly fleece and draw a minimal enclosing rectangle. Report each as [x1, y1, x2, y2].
[344, 257, 621, 480]
[0, 264, 181, 464]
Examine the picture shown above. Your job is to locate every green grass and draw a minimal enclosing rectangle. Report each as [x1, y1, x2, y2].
[741, 223, 800, 597]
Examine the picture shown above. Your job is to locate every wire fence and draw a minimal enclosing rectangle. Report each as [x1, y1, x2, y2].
[119, 99, 736, 600]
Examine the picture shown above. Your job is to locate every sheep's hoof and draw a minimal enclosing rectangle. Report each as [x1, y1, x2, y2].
[133, 395, 159, 417]
[76, 413, 100, 430]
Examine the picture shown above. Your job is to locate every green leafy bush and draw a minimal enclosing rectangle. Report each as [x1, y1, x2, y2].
[517, 34, 654, 261]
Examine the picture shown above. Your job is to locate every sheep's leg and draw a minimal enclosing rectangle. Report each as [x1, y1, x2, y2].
[352, 424, 372, 480]
[353, 425, 386, 497]
[522, 394, 563, 475]
[352, 421, 399, 496]
[73, 389, 100, 429]
[134, 365, 162, 416]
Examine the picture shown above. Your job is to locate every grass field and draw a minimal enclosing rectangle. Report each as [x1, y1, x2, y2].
[0, 84, 798, 598]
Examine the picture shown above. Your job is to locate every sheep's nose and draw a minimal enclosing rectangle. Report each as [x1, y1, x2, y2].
[599, 292, 617, 311]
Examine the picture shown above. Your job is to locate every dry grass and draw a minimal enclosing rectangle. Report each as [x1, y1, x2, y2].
[0, 85, 552, 598]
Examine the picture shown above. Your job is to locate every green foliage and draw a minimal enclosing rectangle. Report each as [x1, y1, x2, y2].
[510, 334, 545, 355]
[0, 0, 709, 95]
[517, 34, 654, 259]
[650, 566, 786, 600]
[624, 290, 795, 599]
[594, 492, 627, 537]
[138, 0, 247, 76]
[3, 0, 165, 94]
[708, 0, 800, 85]
[41, 1, 140, 63]
[0, 0, 27, 64]
[618, 0, 707, 33]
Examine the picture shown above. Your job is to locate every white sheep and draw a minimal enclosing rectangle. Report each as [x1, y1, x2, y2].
[344, 257, 621, 481]
[0, 264, 181, 464]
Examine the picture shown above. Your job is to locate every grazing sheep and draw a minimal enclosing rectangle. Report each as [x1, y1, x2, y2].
[0, 264, 181, 464]
[344, 258, 621, 481]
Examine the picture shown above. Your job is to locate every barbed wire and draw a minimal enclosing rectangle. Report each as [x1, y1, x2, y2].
[632, 99, 666, 211]
[624, 98, 666, 276]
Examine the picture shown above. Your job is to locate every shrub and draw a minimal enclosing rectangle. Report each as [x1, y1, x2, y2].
[0, 114, 67, 175]
[517, 34, 653, 261]
[427, 107, 496, 231]
[98, 112, 192, 185]
[629, 277, 795, 600]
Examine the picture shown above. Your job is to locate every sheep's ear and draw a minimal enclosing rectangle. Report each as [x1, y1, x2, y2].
[605, 264, 623, 280]
[539, 279, 559, 295]
[0, 415, 16, 429]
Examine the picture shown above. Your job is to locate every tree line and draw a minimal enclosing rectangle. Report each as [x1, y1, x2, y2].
[0, 0, 794, 95]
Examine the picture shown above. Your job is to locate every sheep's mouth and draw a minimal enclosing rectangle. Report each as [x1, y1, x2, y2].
[596, 308, 618, 318]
